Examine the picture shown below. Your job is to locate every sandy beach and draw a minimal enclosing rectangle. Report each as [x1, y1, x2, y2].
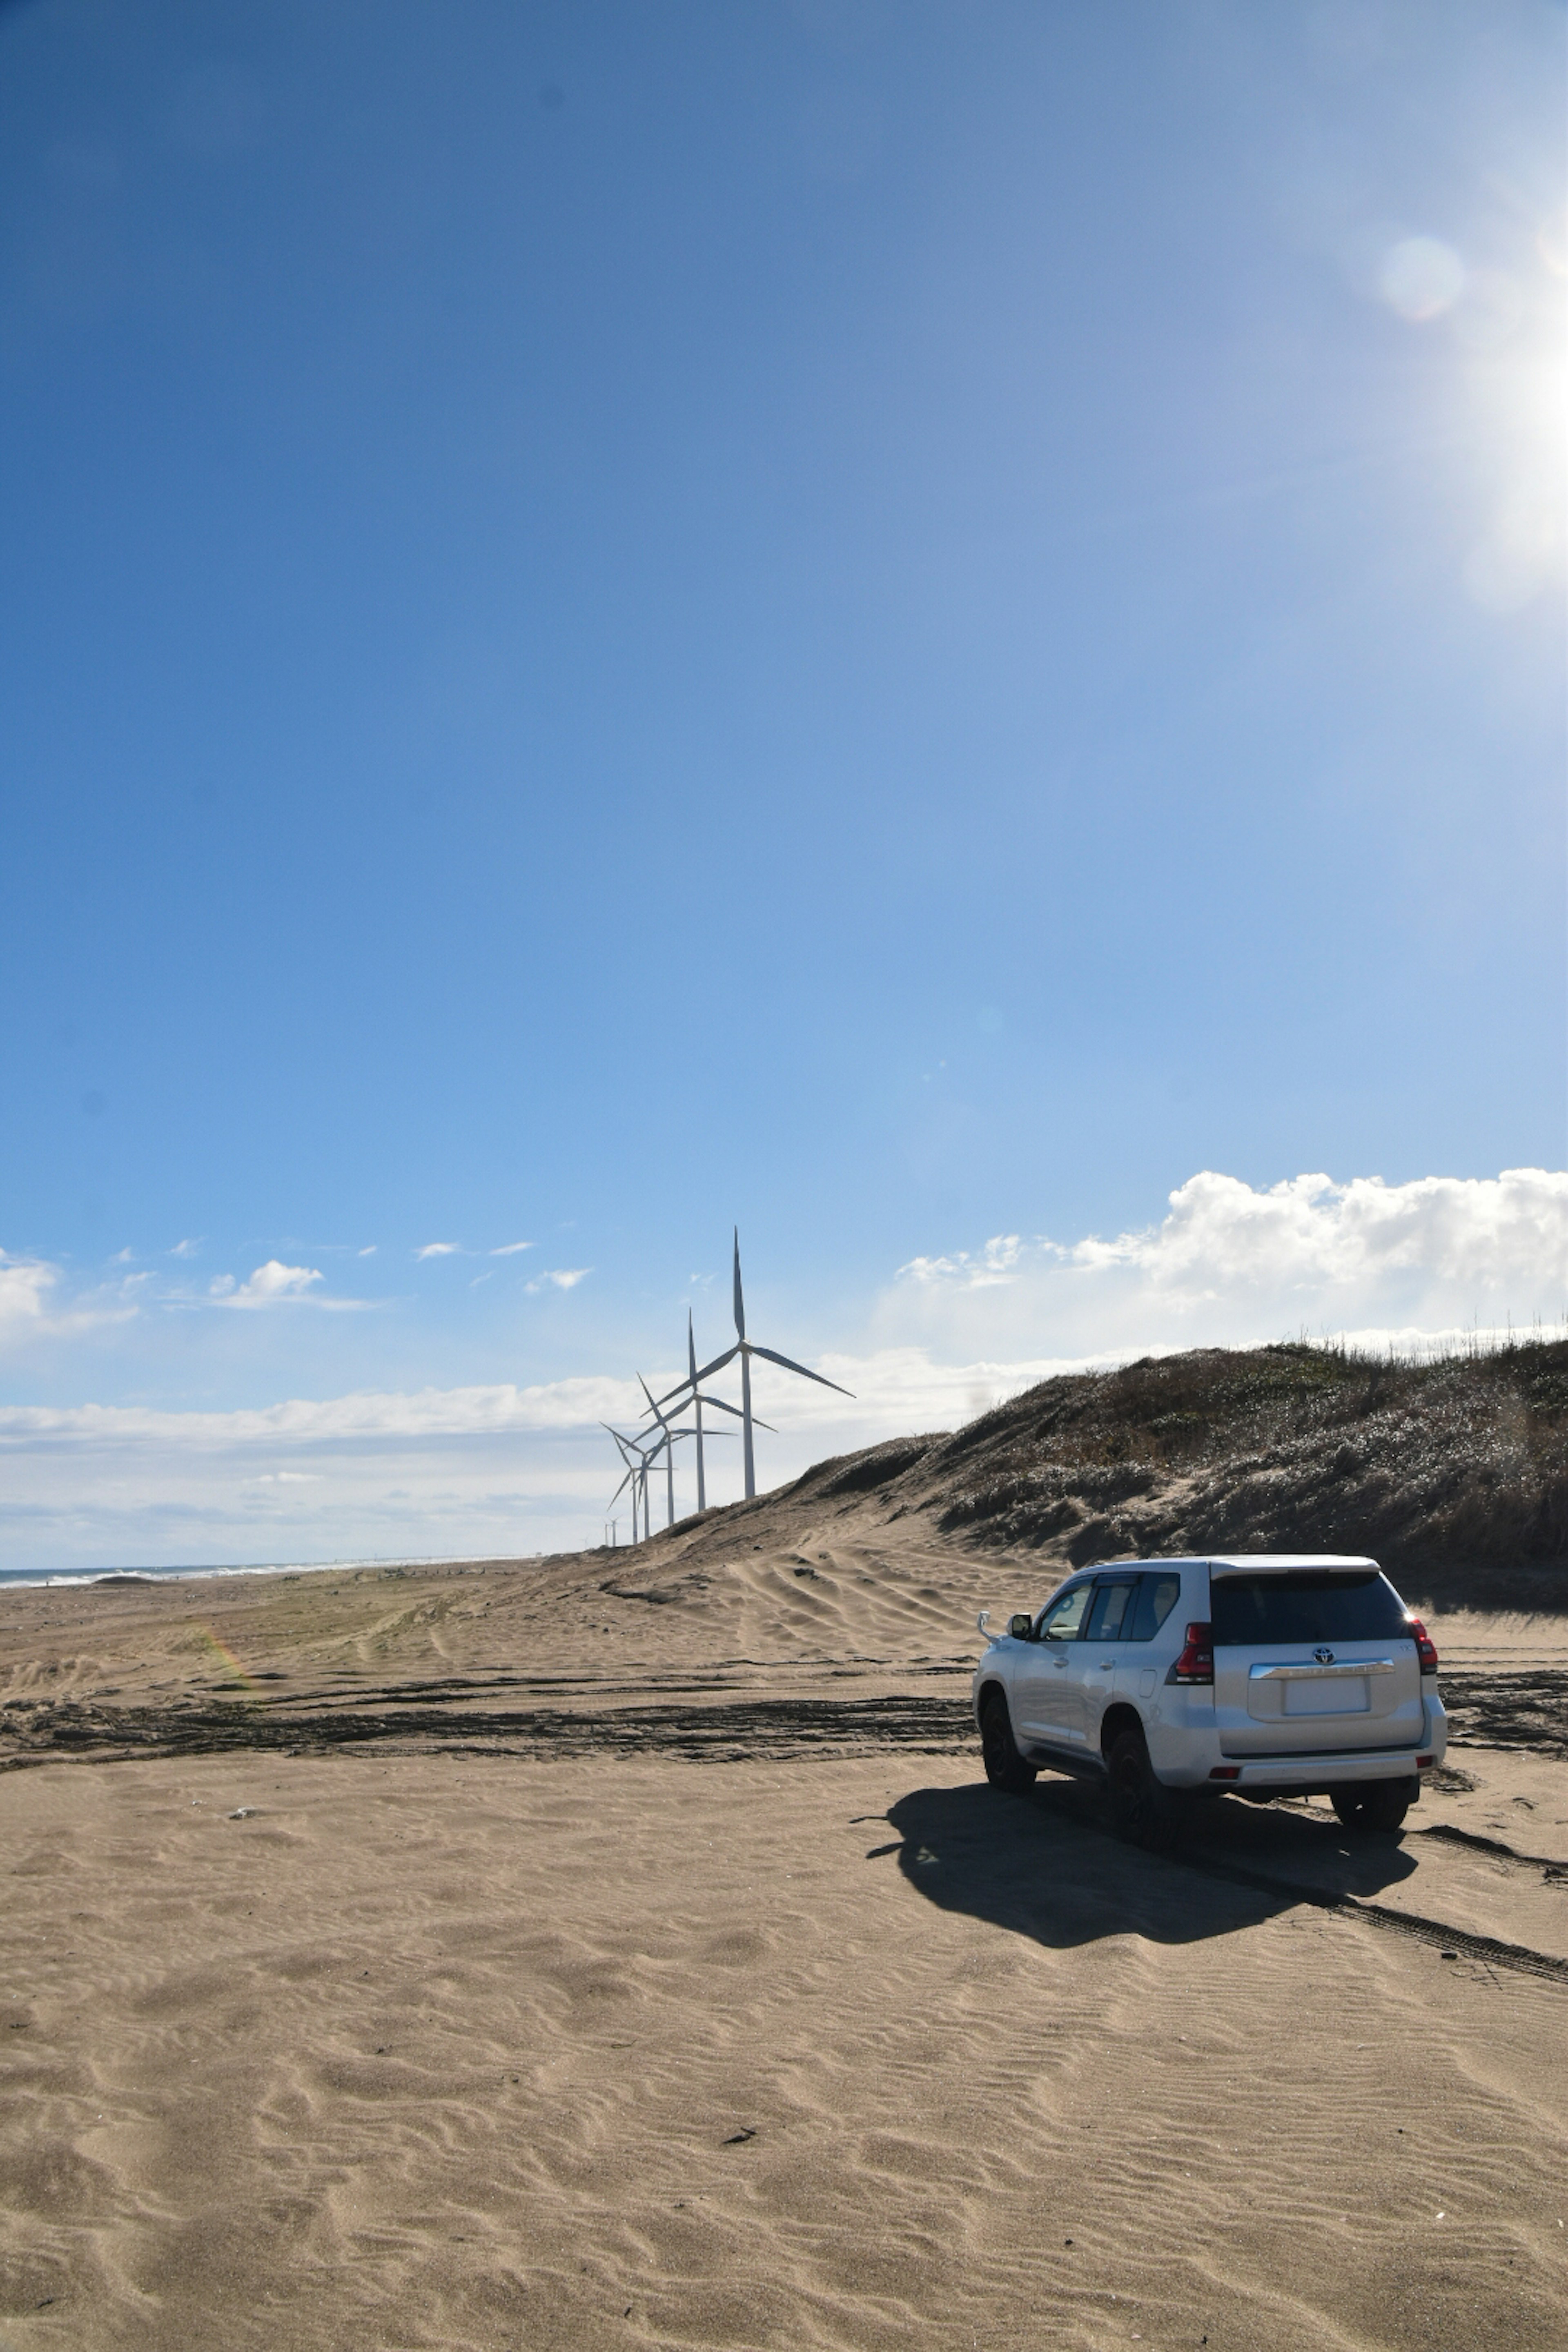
[3, 1536, 1567, 2350]
[6, 0, 1562, 2339]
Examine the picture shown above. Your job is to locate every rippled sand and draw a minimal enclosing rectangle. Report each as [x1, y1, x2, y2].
[2, 1544, 1567, 2348]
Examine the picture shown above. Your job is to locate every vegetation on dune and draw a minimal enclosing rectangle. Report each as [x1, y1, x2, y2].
[788, 1340, 1568, 1606]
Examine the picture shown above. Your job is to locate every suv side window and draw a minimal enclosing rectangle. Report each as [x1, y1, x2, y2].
[1036, 1582, 1093, 1641]
[1128, 1572, 1182, 1643]
[1084, 1578, 1138, 1640]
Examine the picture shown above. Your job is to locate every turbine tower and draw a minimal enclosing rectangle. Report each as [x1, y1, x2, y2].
[682, 1314, 707, 1512]
[658, 1230, 853, 1500]
[639, 1379, 683, 1531]
[636, 1374, 743, 1527]
[607, 1460, 638, 1545]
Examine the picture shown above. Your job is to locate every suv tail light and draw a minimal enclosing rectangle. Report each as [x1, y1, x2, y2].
[1167, 1622, 1214, 1685]
[1408, 1616, 1439, 1675]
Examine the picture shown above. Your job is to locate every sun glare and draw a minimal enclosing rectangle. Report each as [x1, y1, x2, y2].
[1367, 179, 1566, 615]
[1390, 203, 1568, 615]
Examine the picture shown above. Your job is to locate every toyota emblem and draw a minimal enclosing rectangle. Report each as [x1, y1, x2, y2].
[1313, 1646, 1335, 1665]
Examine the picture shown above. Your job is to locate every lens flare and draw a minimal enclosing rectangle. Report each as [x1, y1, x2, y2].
[192, 1627, 262, 1693]
[1380, 235, 1466, 321]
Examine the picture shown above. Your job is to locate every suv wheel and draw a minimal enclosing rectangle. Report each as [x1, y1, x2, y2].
[980, 1692, 1037, 1793]
[1108, 1730, 1185, 1851]
[1331, 1779, 1415, 1834]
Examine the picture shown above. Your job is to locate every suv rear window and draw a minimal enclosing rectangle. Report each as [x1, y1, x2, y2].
[1211, 1570, 1409, 1647]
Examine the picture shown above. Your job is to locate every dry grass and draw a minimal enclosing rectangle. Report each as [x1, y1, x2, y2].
[774, 1339, 1568, 1610]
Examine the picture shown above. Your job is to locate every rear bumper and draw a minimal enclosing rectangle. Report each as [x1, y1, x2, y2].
[1156, 1690, 1447, 1791]
[1204, 1749, 1430, 1795]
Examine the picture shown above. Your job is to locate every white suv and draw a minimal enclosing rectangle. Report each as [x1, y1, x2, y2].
[972, 1553, 1447, 1844]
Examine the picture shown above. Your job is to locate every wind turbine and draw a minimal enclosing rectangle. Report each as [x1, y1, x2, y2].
[639, 1322, 764, 1515]
[604, 1430, 640, 1543]
[607, 1410, 713, 1537]
[657, 1231, 853, 1499]
[635, 1370, 748, 1527]
[605, 1425, 660, 1544]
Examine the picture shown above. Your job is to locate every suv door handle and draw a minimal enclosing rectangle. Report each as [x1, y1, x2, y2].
[1098, 1660, 1115, 1669]
[1052, 1655, 1068, 1668]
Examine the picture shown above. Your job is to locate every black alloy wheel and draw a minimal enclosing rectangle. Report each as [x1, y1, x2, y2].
[1107, 1731, 1185, 1851]
[1331, 1779, 1415, 1834]
[980, 1693, 1038, 1793]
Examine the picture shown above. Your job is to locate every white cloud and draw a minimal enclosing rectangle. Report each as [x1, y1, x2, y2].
[526, 1267, 591, 1294]
[0, 1254, 60, 1338]
[358, 1244, 377, 1257]
[0, 1245, 370, 1343]
[168, 1238, 203, 1259]
[490, 1241, 535, 1256]
[210, 1260, 326, 1308]
[0, 1370, 652, 1568]
[885, 1169, 1568, 1357]
[0, 1356, 1039, 1571]
[415, 1241, 461, 1260]
[0, 1376, 643, 1449]
[899, 1233, 1022, 1287]
[0, 1252, 142, 1348]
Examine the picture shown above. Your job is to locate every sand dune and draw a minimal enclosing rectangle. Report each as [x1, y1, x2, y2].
[3, 1543, 1568, 2347]
[728, 1339, 1568, 1610]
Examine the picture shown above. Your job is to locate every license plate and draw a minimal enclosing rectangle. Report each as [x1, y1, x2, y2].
[1283, 1677, 1368, 1716]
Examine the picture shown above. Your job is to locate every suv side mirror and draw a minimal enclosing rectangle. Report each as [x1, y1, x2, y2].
[1008, 1613, 1034, 1641]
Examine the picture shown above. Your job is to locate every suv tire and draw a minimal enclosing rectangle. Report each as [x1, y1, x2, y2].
[1108, 1730, 1186, 1851]
[1331, 1779, 1416, 1834]
[980, 1691, 1038, 1793]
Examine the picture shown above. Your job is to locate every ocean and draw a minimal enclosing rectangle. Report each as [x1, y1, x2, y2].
[0, 1556, 491, 1592]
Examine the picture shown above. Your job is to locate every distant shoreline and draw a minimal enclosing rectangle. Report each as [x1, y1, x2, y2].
[0, 1553, 536, 1594]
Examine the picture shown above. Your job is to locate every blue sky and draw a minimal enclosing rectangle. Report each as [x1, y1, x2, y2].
[0, 1, 1564, 1562]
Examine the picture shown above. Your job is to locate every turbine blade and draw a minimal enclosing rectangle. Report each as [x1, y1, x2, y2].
[637, 1372, 670, 1430]
[688, 1393, 777, 1434]
[732, 1228, 745, 1340]
[606, 1423, 657, 1464]
[662, 1345, 737, 1401]
[746, 1343, 855, 1397]
[688, 1309, 698, 1384]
